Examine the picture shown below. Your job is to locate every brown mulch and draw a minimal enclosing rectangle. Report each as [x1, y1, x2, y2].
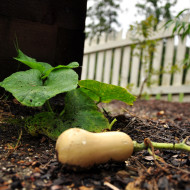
[0, 97, 190, 190]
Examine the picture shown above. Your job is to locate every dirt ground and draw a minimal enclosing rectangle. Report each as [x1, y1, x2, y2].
[0, 97, 190, 190]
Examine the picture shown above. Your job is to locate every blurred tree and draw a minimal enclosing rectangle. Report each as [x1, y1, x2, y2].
[136, 0, 177, 29]
[86, 0, 121, 43]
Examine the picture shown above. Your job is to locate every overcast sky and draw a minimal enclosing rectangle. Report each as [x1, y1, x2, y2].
[119, 0, 190, 32]
[87, 0, 190, 33]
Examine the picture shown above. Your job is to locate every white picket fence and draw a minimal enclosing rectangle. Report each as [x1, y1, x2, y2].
[81, 15, 190, 102]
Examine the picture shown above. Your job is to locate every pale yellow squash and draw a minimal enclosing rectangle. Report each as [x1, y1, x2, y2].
[56, 128, 134, 168]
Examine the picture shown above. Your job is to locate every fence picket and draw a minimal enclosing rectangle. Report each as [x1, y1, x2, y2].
[111, 48, 122, 85]
[151, 40, 163, 86]
[99, 33, 106, 44]
[120, 46, 131, 88]
[185, 41, 190, 85]
[173, 36, 187, 86]
[88, 53, 96, 80]
[81, 54, 88, 80]
[130, 47, 140, 87]
[103, 50, 112, 83]
[139, 46, 150, 88]
[185, 70, 190, 85]
[162, 38, 174, 86]
[95, 51, 104, 82]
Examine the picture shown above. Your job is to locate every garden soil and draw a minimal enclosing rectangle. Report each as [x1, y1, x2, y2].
[0, 97, 190, 190]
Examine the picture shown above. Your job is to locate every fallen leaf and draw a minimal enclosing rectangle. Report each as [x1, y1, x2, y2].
[79, 186, 94, 190]
[125, 181, 141, 190]
[144, 156, 154, 161]
[116, 170, 130, 178]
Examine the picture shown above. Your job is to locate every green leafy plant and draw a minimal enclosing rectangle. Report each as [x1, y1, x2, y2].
[129, 15, 159, 98]
[0, 49, 136, 140]
[164, 9, 190, 41]
[164, 8, 190, 70]
[130, 13, 184, 98]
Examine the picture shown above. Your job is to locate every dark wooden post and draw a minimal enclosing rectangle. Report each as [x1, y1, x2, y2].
[0, 0, 87, 82]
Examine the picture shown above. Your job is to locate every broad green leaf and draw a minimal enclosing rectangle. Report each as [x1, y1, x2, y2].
[64, 62, 79, 68]
[38, 62, 53, 73]
[0, 68, 78, 107]
[42, 62, 79, 79]
[62, 88, 109, 132]
[25, 112, 65, 140]
[14, 49, 47, 73]
[79, 80, 136, 105]
[79, 87, 100, 102]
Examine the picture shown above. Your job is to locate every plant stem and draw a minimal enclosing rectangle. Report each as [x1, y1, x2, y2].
[46, 100, 54, 113]
[5, 129, 23, 159]
[108, 118, 117, 130]
[133, 141, 190, 152]
[59, 109, 65, 117]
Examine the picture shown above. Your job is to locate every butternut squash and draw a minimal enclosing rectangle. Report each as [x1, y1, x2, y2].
[56, 128, 134, 168]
